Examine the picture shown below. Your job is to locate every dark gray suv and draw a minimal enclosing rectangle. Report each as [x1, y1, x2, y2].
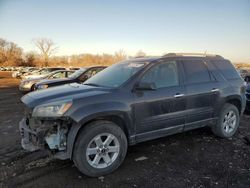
[19, 53, 246, 177]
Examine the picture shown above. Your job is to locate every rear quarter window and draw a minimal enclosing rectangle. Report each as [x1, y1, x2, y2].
[212, 60, 241, 80]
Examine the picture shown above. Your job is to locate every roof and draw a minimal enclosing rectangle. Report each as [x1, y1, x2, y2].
[126, 56, 161, 62]
[127, 53, 224, 63]
[162, 53, 224, 59]
[78, 66, 107, 70]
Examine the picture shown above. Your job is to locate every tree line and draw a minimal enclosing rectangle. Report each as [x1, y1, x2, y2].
[0, 38, 146, 67]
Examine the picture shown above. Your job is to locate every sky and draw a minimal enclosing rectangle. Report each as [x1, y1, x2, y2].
[0, 0, 249, 62]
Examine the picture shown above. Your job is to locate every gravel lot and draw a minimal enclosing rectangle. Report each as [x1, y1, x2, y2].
[0, 71, 250, 188]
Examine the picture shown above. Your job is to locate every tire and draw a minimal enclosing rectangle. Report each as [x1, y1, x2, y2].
[73, 121, 128, 177]
[212, 103, 240, 138]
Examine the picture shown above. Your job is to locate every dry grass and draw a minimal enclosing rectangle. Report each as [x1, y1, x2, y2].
[0, 72, 20, 88]
[234, 63, 250, 69]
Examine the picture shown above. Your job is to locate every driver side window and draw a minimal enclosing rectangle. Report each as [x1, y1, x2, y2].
[141, 61, 179, 89]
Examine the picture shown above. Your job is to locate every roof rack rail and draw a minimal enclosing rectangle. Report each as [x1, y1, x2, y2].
[163, 53, 223, 58]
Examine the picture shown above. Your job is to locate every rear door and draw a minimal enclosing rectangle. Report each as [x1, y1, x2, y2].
[133, 60, 187, 141]
[181, 59, 217, 130]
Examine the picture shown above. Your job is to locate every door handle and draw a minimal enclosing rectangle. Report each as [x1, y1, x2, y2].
[174, 93, 185, 98]
[211, 88, 219, 92]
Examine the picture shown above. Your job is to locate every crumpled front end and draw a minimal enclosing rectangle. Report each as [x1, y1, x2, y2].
[19, 108, 71, 154]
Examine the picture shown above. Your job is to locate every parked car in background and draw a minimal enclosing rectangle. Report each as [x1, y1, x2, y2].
[19, 70, 74, 93]
[21, 67, 66, 80]
[20, 53, 246, 177]
[34, 66, 106, 90]
[69, 67, 80, 70]
[12, 67, 38, 78]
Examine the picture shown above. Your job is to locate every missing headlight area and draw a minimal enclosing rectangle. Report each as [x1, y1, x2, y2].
[19, 117, 70, 152]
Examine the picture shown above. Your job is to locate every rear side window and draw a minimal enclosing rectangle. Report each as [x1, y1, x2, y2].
[212, 60, 240, 80]
[182, 60, 211, 84]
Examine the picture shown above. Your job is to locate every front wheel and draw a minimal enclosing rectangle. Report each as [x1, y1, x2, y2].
[73, 121, 128, 177]
[212, 103, 240, 138]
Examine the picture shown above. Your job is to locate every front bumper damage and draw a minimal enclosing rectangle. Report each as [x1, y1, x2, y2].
[19, 116, 71, 158]
[19, 118, 40, 151]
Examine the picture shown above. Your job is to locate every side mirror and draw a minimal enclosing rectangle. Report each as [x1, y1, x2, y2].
[245, 76, 250, 83]
[135, 82, 157, 90]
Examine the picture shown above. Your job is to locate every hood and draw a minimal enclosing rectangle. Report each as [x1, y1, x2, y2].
[36, 78, 72, 85]
[21, 83, 111, 108]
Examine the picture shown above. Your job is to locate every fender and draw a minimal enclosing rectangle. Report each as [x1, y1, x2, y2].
[214, 94, 244, 116]
[64, 101, 135, 159]
[225, 94, 245, 114]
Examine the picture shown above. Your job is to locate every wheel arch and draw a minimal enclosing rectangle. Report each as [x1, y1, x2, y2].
[67, 112, 132, 159]
[225, 96, 242, 114]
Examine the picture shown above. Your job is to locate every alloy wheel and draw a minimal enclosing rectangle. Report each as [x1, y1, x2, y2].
[86, 133, 120, 169]
[223, 110, 237, 134]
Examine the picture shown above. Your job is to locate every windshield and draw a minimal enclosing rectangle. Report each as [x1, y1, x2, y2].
[69, 68, 86, 78]
[39, 69, 49, 74]
[44, 71, 60, 78]
[84, 61, 148, 88]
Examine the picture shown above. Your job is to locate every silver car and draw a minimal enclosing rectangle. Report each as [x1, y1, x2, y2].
[19, 70, 74, 93]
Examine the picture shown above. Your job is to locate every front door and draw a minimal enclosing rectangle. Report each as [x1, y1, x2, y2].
[133, 60, 186, 142]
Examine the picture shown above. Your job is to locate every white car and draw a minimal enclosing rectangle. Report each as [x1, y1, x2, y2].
[12, 67, 38, 78]
[21, 67, 66, 80]
[19, 70, 74, 92]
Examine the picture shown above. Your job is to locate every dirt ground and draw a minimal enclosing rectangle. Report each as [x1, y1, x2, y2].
[0, 71, 250, 188]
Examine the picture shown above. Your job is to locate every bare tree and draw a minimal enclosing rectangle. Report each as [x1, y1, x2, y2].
[24, 52, 37, 66]
[0, 38, 23, 66]
[33, 38, 57, 66]
[114, 49, 127, 62]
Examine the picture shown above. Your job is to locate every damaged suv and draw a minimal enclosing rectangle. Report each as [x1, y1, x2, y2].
[20, 53, 246, 177]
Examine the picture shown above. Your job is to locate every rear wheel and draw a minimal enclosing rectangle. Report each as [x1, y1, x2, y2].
[73, 121, 127, 177]
[212, 103, 240, 138]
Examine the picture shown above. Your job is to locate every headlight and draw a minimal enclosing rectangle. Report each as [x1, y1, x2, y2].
[32, 100, 72, 117]
[23, 81, 33, 86]
[37, 84, 48, 90]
